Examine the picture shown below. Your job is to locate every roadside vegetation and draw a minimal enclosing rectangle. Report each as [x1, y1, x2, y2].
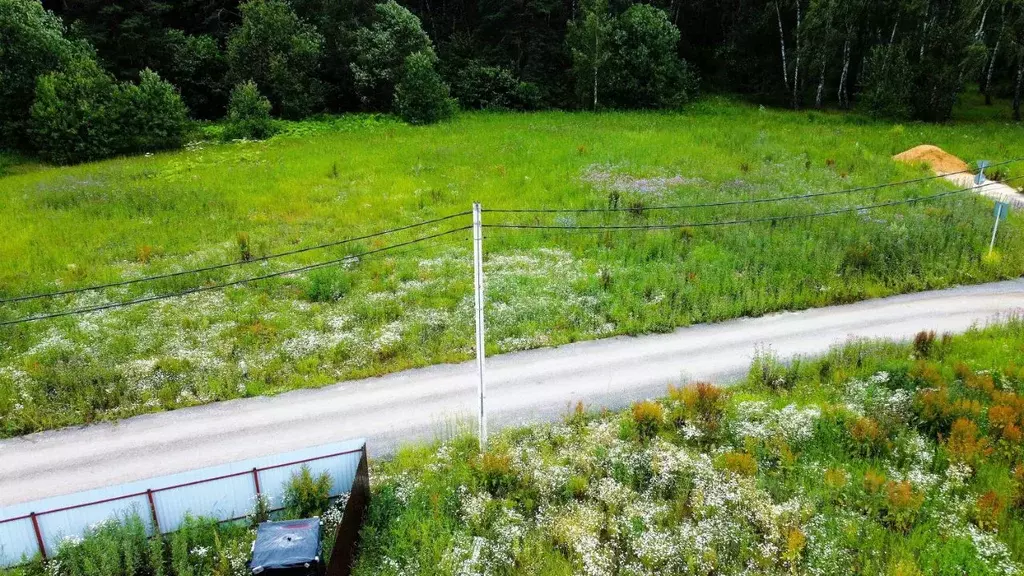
[353, 320, 1024, 575]
[1, 95, 1023, 437]
[1, 465, 344, 576]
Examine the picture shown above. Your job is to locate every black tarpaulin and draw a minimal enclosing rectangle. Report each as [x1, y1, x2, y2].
[250, 519, 322, 573]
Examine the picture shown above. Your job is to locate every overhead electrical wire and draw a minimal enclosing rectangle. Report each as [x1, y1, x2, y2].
[0, 226, 471, 327]
[482, 158, 1024, 214]
[482, 175, 1024, 232]
[0, 211, 472, 305]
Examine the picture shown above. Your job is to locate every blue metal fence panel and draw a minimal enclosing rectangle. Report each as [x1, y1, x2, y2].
[0, 517, 36, 565]
[0, 438, 365, 567]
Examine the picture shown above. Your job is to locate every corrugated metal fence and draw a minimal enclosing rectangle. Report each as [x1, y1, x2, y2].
[0, 438, 366, 567]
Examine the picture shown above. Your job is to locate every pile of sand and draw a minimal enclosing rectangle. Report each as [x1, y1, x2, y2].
[892, 145, 970, 175]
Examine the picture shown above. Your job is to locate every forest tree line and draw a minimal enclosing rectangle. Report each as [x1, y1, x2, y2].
[2, 0, 1024, 164]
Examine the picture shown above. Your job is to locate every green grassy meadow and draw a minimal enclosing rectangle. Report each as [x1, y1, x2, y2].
[1, 95, 1023, 436]
[352, 321, 1024, 576]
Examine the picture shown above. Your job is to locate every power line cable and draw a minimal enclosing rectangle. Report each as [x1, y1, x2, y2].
[0, 211, 472, 305]
[483, 158, 1024, 214]
[0, 226, 472, 327]
[482, 175, 1024, 232]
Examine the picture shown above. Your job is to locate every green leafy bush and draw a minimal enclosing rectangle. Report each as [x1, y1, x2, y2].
[283, 464, 334, 518]
[224, 81, 276, 140]
[306, 267, 352, 302]
[119, 69, 189, 153]
[169, 515, 219, 576]
[351, 1, 433, 110]
[394, 52, 457, 125]
[52, 512, 161, 576]
[29, 63, 188, 164]
[0, 0, 80, 148]
[451, 61, 540, 111]
[29, 58, 120, 165]
[163, 31, 229, 120]
[860, 43, 913, 120]
[227, 0, 325, 119]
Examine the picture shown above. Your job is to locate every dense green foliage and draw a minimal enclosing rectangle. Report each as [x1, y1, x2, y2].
[224, 80, 276, 140]
[351, 0, 434, 111]
[1, 97, 1022, 436]
[353, 321, 1024, 575]
[28, 63, 188, 165]
[0, 0, 79, 147]
[283, 465, 334, 519]
[394, 51, 457, 124]
[226, 0, 324, 119]
[2, 0, 1017, 164]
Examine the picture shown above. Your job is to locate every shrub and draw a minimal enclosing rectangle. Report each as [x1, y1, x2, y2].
[946, 417, 990, 465]
[668, 381, 726, 437]
[913, 330, 937, 359]
[631, 400, 664, 440]
[53, 512, 161, 576]
[283, 464, 334, 518]
[163, 30, 229, 120]
[394, 51, 457, 125]
[351, 0, 433, 110]
[604, 4, 699, 109]
[29, 58, 120, 164]
[860, 43, 913, 120]
[227, 0, 324, 119]
[0, 0, 79, 148]
[883, 480, 924, 532]
[248, 493, 271, 528]
[476, 451, 516, 496]
[451, 61, 541, 110]
[30, 63, 188, 164]
[717, 451, 757, 477]
[225, 82, 276, 140]
[170, 515, 220, 576]
[306, 267, 353, 302]
[119, 69, 189, 153]
[973, 490, 1004, 531]
[848, 416, 887, 456]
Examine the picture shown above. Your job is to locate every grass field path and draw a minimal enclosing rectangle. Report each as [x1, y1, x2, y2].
[2, 279, 1024, 508]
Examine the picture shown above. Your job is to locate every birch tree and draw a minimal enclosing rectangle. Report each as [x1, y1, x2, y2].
[567, 0, 613, 110]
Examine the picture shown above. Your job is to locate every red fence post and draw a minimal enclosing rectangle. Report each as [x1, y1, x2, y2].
[146, 490, 161, 534]
[252, 467, 262, 495]
[30, 513, 46, 560]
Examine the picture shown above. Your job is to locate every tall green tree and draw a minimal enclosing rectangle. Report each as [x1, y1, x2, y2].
[606, 4, 699, 108]
[568, 0, 614, 110]
[0, 0, 80, 148]
[227, 0, 324, 119]
[351, 0, 433, 110]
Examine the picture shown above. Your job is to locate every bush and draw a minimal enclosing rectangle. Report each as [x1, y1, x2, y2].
[224, 81, 276, 140]
[860, 43, 913, 120]
[53, 512, 161, 576]
[283, 464, 333, 518]
[29, 58, 120, 165]
[717, 451, 758, 477]
[170, 515, 220, 576]
[451, 61, 541, 110]
[351, 1, 433, 110]
[119, 69, 189, 153]
[227, 0, 324, 119]
[631, 400, 664, 440]
[29, 63, 188, 164]
[0, 0, 80, 148]
[163, 31, 229, 120]
[306, 267, 352, 302]
[604, 4, 699, 109]
[393, 52, 457, 125]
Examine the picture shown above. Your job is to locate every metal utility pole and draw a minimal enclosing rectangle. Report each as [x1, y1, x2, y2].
[472, 203, 487, 451]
